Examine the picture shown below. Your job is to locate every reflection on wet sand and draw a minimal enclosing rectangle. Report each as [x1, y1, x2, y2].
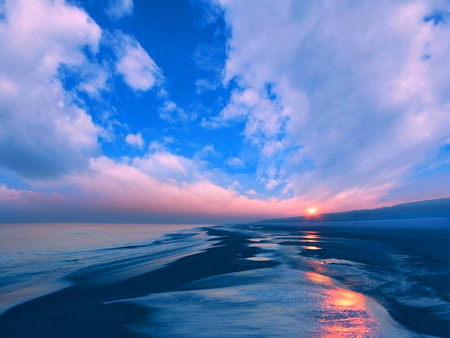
[301, 231, 320, 243]
[305, 272, 379, 337]
[299, 231, 322, 250]
[302, 245, 322, 250]
[245, 256, 271, 261]
[306, 271, 333, 285]
[249, 242, 279, 249]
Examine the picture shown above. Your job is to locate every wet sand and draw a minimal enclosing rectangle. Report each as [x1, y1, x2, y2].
[248, 218, 450, 337]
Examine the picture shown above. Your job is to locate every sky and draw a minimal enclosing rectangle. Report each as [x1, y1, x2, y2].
[0, 0, 449, 223]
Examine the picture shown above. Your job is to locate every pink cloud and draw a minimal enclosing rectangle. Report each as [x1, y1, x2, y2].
[57, 156, 390, 221]
[0, 154, 395, 223]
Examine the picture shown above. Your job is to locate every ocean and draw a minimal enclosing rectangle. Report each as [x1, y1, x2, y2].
[1, 219, 449, 337]
[0, 223, 202, 313]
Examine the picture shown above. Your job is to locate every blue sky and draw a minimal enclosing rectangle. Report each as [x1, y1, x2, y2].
[0, 0, 449, 223]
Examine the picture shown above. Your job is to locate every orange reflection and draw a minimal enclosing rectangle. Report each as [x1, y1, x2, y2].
[303, 235, 318, 239]
[305, 271, 333, 285]
[321, 287, 375, 338]
[331, 289, 364, 307]
[301, 231, 320, 243]
[302, 238, 319, 243]
[305, 272, 379, 337]
[302, 245, 321, 250]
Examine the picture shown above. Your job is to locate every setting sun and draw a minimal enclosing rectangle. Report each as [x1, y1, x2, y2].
[307, 207, 319, 215]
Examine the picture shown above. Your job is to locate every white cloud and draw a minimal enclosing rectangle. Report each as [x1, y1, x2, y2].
[131, 151, 202, 183]
[225, 156, 244, 168]
[115, 34, 162, 91]
[217, 0, 450, 205]
[125, 133, 144, 148]
[201, 89, 260, 128]
[196, 78, 219, 94]
[195, 144, 217, 159]
[246, 189, 257, 196]
[77, 66, 109, 96]
[106, 0, 133, 20]
[228, 180, 241, 191]
[148, 137, 175, 152]
[159, 100, 195, 122]
[0, 0, 102, 179]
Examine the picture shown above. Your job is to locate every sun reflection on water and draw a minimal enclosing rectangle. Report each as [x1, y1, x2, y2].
[300, 231, 320, 243]
[331, 289, 364, 307]
[302, 245, 322, 250]
[305, 272, 379, 337]
[302, 231, 319, 238]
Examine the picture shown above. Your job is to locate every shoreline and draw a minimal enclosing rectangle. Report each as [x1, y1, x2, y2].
[1, 221, 449, 337]
[0, 228, 276, 337]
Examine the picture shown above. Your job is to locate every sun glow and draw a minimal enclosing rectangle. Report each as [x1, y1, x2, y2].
[307, 207, 318, 215]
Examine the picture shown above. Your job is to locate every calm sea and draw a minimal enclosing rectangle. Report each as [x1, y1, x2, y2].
[0, 223, 202, 312]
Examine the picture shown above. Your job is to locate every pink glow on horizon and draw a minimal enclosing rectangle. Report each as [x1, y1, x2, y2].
[0, 156, 409, 222]
[70, 157, 384, 218]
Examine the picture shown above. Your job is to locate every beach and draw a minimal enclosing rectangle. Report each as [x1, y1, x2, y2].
[1, 219, 449, 337]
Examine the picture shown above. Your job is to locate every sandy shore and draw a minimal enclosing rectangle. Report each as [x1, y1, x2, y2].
[1, 220, 449, 337]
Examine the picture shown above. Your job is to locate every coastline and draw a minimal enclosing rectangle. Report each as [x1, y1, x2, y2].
[0, 228, 276, 337]
[1, 220, 449, 337]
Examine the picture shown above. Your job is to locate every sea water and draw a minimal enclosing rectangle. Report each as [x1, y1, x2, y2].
[0, 223, 201, 313]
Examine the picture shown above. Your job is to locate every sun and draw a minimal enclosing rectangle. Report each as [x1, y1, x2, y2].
[307, 207, 318, 215]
